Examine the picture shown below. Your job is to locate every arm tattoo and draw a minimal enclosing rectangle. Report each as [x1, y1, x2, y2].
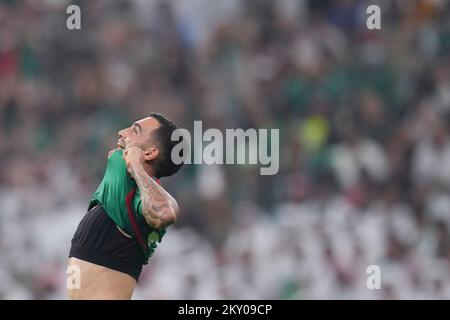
[131, 162, 178, 228]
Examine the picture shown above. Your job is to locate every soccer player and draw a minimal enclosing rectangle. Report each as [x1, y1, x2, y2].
[67, 113, 183, 299]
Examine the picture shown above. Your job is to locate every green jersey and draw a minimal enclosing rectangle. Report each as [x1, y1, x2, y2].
[89, 149, 166, 263]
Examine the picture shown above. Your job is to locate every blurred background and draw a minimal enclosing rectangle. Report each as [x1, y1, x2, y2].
[1, 0, 450, 299]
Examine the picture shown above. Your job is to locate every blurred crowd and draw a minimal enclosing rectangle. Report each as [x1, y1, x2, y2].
[1, 0, 450, 299]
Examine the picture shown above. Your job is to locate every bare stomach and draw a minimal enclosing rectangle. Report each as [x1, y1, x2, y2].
[67, 257, 136, 300]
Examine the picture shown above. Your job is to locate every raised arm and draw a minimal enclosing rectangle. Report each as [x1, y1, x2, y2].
[123, 147, 179, 230]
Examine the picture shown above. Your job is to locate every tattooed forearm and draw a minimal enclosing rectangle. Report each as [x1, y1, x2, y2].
[131, 162, 179, 229]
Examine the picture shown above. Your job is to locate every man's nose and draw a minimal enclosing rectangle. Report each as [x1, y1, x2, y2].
[118, 129, 126, 137]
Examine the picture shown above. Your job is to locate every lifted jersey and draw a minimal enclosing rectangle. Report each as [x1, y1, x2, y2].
[89, 149, 166, 263]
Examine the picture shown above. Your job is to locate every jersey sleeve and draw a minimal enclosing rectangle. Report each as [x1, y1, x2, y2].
[135, 191, 143, 217]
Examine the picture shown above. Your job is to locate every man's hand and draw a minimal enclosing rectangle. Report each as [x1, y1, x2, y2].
[123, 146, 145, 178]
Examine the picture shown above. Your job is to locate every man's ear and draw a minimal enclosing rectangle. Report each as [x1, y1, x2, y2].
[143, 147, 159, 161]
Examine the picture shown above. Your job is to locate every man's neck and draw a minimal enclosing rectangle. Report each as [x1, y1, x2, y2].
[143, 162, 157, 179]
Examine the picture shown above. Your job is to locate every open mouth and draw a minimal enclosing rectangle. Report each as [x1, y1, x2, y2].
[117, 139, 125, 149]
